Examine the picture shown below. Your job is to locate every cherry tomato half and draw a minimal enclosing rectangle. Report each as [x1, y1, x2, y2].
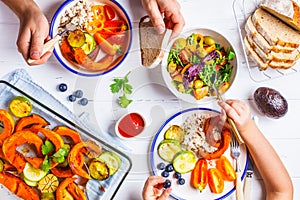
[104, 5, 115, 21]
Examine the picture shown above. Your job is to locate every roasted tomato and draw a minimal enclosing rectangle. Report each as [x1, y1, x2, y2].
[208, 168, 224, 194]
[190, 159, 208, 192]
[216, 156, 236, 181]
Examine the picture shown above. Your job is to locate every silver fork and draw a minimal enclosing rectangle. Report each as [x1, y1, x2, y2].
[230, 136, 244, 200]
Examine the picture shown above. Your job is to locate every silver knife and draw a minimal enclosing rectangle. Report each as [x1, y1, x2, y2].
[244, 156, 254, 200]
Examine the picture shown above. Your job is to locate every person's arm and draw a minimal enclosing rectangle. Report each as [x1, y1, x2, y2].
[2, 0, 51, 65]
[141, 0, 185, 35]
[142, 176, 171, 200]
[218, 100, 293, 200]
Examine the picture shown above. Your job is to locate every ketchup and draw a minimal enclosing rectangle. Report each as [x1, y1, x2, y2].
[117, 113, 145, 138]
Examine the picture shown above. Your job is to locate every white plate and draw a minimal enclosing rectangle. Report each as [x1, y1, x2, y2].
[50, 0, 132, 77]
[161, 28, 238, 104]
[150, 107, 248, 200]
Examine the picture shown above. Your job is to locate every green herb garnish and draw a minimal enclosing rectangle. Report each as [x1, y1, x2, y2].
[41, 155, 51, 172]
[41, 140, 55, 155]
[110, 72, 133, 108]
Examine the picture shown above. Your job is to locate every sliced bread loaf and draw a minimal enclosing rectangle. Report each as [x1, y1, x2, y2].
[139, 16, 166, 67]
[246, 35, 300, 63]
[252, 8, 300, 48]
[260, 0, 300, 31]
[244, 37, 296, 70]
[245, 15, 296, 53]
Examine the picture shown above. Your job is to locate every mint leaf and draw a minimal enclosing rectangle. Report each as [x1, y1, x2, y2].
[41, 140, 55, 155]
[41, 155, 51, 172]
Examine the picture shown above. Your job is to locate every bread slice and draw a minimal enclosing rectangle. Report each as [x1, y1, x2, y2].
[247, 35, 300, 63]
[245, 15, 296, 53]
[260, 0, 300, 31]
[244, 37, 296, 70]
[139, 16, 166, 67]
[252, 8, 300, 48]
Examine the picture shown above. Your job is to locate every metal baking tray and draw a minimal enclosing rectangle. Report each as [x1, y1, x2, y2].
[0, 80, 132, 200]
[233, 0, 300, 82]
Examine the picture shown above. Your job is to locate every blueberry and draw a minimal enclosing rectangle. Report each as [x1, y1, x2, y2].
[74, 90, 83, 98]
[157, 162, 165, 170]
[79, 98, 88, 106]
[163, 179, 171, 188]
[174, 172, 181, 179]
[57, 83, 67, 92]
[68, 95, 76, 102]
[161, 170, 169, 178]
[178, 178, 185, 185]
[165, 164, 174, 172]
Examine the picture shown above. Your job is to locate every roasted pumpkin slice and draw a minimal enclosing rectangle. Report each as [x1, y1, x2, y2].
[51, 166, 74, 178]
[38, 128, 64, 152]
[0, 109, 15, 146]
[67, 182, 87, 200]
[68, 141, 101, 179]
[15, 114, 49, 132]
[53, 126, 82, 144]
[2, 130, 43, 172]
[0, 172, 39, 200]
[56, 177, 77, 200]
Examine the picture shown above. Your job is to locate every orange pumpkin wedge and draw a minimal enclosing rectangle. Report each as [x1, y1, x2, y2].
[0, 172, 39, 200]
[0, 109, 15, 146]
[15, 114, 49, 132]
[67, 182, 87, 200]
[68, 141, 102, 179]
[56, 177, 77, 200]
[38, 128, 64, 152]
[2, 130, 43, 172]
[53, 126, 82, 144]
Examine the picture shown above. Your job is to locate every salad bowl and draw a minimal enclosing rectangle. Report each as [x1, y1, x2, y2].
[161, 28, 238, 104]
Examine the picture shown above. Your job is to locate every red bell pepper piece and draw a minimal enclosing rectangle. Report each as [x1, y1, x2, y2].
[104, 5, 115, 21]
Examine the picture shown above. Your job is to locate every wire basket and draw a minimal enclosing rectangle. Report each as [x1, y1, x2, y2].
[232, 0, 300, 82]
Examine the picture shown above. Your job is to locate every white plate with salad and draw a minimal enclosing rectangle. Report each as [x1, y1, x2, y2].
[150, 107, 248, 200]
[161, 28, 238, 104]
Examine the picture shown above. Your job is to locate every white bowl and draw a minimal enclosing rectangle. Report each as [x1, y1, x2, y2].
[115, 112, 146, 140]
[50, 0, 132, 77]
[161, 28, 238, 104]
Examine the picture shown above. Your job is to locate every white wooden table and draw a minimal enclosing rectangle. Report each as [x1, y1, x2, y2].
[0, 0, 299, 199]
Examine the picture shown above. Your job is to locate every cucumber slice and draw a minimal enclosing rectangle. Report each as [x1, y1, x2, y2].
[157, 139, 182, 162]
[9, 96, 32, 118]
[173, 151, 197, 174]
[24, 176, 38, 187]
[23, 162, 47, 182]
[98, 152, 121, 175]
[81, 33, 96, 54]
[164, 125, 185, 142]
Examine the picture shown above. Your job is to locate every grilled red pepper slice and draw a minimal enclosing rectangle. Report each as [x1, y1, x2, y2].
[190, 159, 208, 192]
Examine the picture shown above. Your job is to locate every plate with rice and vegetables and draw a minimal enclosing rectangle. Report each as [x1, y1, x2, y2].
[50, 0, 132, 77]
[150, 107, 248, 200]
[161, 28, 238, 104]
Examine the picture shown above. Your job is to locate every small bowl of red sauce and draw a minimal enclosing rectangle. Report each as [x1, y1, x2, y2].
[115, 112, 146, 139]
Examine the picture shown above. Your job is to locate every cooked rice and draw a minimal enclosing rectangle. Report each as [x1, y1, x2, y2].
[181, 113, 218, 158]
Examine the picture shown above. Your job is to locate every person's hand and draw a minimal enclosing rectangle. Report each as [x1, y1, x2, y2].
[142, 176, 172, 200]
[141, 0, 185, 35]
[17, 6, 51, 65]
[218, 100, 253, 134]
